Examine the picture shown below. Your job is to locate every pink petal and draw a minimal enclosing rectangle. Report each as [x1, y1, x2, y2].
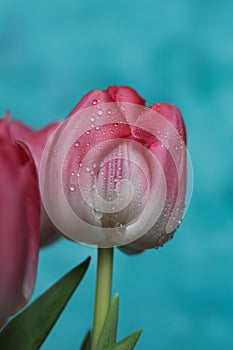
[67, 89, 114, 117]
[0, 141, 40, 322]
[8, 119, 34, 142]
[9, 118, 60, 246]
[126, 103, 187, 249]
[108, 85, 146, 105]
[10, 120, 60, 168]
[150, 102, 187, 144]
[0, 112, 13, 141]
[16, 142, 40, 306]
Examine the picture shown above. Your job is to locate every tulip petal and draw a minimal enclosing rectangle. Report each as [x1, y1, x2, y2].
[8, 119, 34, 142]
[0, 112, 12, 141]
[126, 103, 187, 249]
[16, 142, 40, 305]
[0, 145, 28, 321]
[0, 141, 40, 322]
[150, 102, 186, 143]
[8, 118, 60, 247]
[67, 89, 114, 117]
[107, 85, 146, 105]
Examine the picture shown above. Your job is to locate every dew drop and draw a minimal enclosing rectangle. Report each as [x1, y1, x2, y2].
[94, 209, 103, 219]
[92, 162, 97, 168]
[90, 116, 95, 122]
[92, 99, 98, 105]
[86, 166, 91, 172]
[97, 109, 104, 116]
[69, 184, 75, 192]
[115, 222, 125, 235]
[115, 222, 124, 228]
[74, 142, 80, 147]
[95, 126, 100, 131]
[86, 131, 90, 135]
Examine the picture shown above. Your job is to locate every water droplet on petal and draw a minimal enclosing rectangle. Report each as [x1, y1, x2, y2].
[115, 222, 124, 228]
[94, 209, 103, 219]
[97, 109, 104, 116]
[92, 99, 98, 105]
[69, 184, 75, 192]
[75, 142, 80, 147]
[115, 222, 125, 235]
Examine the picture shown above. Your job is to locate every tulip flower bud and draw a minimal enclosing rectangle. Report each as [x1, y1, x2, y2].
[0, 116, 40, 325]
[40, 86, 192, 249]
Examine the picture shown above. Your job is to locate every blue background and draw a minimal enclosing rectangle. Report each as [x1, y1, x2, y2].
[1, 0, 233, 349]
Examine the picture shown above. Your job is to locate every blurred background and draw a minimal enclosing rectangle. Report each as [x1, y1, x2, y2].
[1, 0, 233, 349]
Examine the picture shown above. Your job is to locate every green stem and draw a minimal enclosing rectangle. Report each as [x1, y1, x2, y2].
[91, 248, 114, 350]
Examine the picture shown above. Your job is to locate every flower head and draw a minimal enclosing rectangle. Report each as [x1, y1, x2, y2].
[40, 86, 191, 249]
[0, 114, 40, 325]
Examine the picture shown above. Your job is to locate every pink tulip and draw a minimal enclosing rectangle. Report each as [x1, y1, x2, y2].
[7, 115, 61, 246]
[0, 115, 40, 326]
[40, 85, 188, 249]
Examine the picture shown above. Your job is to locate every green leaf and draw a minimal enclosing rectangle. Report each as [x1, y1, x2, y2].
[96, 293, 119, 350]
[0, 257, 90, 350]
[106, 329, 142, 350]
[80, 330, 91, 350]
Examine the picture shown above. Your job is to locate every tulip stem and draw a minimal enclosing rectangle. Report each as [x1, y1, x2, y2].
[91, 247, 114, 350]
